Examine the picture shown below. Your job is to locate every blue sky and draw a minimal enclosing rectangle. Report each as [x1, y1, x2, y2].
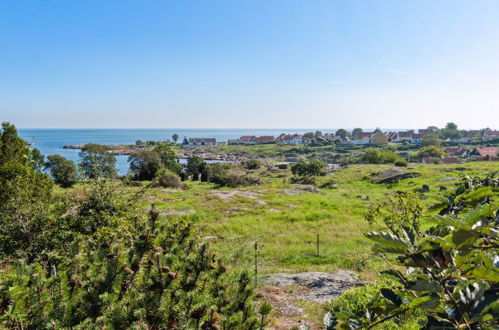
[1, 0, 498, 129]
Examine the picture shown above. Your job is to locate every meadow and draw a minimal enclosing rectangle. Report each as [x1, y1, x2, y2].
[67, 161, 498, 281]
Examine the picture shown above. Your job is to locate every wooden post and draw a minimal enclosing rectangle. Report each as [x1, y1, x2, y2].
[316, 233, 320, 256]
[254, 241, 258, 286]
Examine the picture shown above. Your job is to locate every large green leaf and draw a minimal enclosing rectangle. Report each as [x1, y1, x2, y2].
[408, 294, 440, 310]
[429, 215, 464, 228]
[365, 232, 409, 253]
[463, 204, 492, 227]
[455, 187, 495, 205]
[408, 279, 443, 293]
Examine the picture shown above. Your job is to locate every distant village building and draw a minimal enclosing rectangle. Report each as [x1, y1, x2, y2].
[277, 134, 304, 145]
[446, 147, 468, 158]
[369, 128, 389, 144]
[418, 128, 435, 136]
[255, 136, 275, 143]
[470, 147, 499, 160]
[182, 137, 217, 147]
[228, 135, 276, 145]
[239, 136, 257, 144]
[483, 130, 499, 141]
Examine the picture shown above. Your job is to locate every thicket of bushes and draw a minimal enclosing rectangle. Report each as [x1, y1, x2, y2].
[357, 148, 407, 166]
[0, 123, 270, 328]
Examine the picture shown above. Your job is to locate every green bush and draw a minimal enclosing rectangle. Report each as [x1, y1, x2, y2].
[291, 159, 326, 176]
[358, 148, 405, 165]
[45, 154, 79, 187]
[186, 156, 206, 180]
[242, 159, 262, 170]
[417, 145, 446, 159]
[155, 169, 184, 189]
[128, 150, 162, 181]
[394, 159, 408, 167]
[79, 144, 117, 179]
[153, 143, 182, 174]
[207, 163, 259, 187]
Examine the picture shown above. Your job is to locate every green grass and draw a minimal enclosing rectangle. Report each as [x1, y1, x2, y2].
[123, 162, 499, 280]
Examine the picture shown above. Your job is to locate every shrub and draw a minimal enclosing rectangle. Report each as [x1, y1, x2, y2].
[186, 156, 206, 180]
[155, 169, 184, 189]
[45, 154, 79, 188]
[128, 150, 162, 181]
[153, 143, 182, 174]
[207, 163, 259, 187]
[79, 144, 117, 179]
[417, 145, 446, 159]
[358, 148, 405, 165]
[325, 176, 499, 329]
[242, 159, 262, 170]
[0, 201, 265, 328]
[276, 163, 288, 169]
[394, 159, 408, 167]
[291, 159, 326, 177]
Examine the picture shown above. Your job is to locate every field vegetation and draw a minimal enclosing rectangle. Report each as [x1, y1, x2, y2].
[1, 122, 498, 328]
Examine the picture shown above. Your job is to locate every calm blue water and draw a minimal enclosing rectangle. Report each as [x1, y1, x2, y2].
[18, 128, 325, 175]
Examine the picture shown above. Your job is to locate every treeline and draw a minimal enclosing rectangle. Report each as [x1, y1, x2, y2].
[43, 138, 261, 189]
[0, 122, 271, 328]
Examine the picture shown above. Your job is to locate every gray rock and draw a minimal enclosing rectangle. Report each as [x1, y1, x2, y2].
[259, 270, 362, 304]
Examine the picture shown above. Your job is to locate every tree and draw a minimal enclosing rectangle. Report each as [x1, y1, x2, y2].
[79, 144, 117, 179]
[358, 148, 403, 164]
[153, 143, 181, 174]
[417, 145, 445, 159]
[325, 176, 499, 329]
[186, 156, 206, 180]
[352, 128, 363, 139]
[421, 134, 441, 146]
[314, 130, 323, 138]
[0, 123, 53, 260]
[303, 132, 315, 141]
[440, 122, 462, 140]
[291, 159, 326, 176]
[172, 133, 179, 144]
[45, 154, 78, 187]
[242, 159, 262, 170]
[128, 150, 162, 181]
[335, 129, 348, 139]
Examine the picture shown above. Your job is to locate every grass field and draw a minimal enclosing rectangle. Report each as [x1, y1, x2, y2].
[100, 162, 498, 281]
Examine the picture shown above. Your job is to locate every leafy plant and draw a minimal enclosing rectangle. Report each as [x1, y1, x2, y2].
[79, 143, 117, 179]
[325, 176, 499, 329]
[45, 154, 79, 187]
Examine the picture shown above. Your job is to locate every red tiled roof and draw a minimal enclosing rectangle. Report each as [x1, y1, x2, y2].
[255, 136, 275, 143]
[240, 136, 256, 141]
[476, 147, 499, 157]
[484, 130, 499, 137]
[446, 147, 467, 157]
[359, 132, 372, 138]
[398, 131, 413, 138]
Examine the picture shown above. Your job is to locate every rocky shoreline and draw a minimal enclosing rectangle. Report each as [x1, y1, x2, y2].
[62, 144, 269, 163]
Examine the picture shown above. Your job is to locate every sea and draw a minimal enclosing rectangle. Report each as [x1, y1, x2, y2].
[18, 128, 326, 175]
